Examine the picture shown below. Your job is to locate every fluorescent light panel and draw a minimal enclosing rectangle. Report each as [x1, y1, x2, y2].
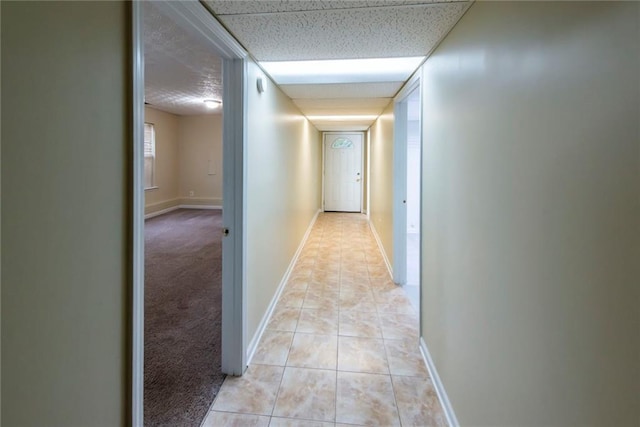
[261, 57, 424, 85]
[307, 115, 379, 122]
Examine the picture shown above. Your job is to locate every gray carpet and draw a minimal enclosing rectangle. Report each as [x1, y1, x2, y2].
[144, 209, 225, 427]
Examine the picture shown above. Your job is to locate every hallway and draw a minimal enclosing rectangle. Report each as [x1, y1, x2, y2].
[203, 213, 445, 426]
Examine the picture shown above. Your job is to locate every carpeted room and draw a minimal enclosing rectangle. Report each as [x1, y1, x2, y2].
[143, 3, 226, 423]
[143, 105, 225, 426]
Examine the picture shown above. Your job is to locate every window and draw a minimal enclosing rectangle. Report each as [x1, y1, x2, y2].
[144, 123, 156, 189]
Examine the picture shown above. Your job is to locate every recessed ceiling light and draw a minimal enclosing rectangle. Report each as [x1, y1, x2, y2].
[260, 57, 425, 85]
[204, 99, 222, 109]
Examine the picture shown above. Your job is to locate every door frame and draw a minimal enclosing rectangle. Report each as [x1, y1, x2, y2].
[322, 131, 365, 213]
[131, 2, 248, 425]
[392, 74, 422, 286]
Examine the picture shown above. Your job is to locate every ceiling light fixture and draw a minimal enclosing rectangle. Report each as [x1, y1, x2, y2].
[204, 99, 222, 109]
[260, 57, 425, 85]
[306, 115, 379, 121]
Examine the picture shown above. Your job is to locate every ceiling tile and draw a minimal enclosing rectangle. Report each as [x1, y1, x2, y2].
[213, 2, 470, 61]
[280, 82, 403, 99]
[207, 0, 452, 15]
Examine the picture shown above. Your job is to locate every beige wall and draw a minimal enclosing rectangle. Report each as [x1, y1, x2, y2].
[245, 59, 323, 343]
[144, 107, 223, 214]
[178, 114, 223, 206]
[1, 2, 128, 425]
[144, 106, 180, 214]
[420, 2, 640, 425]
[368, 102, 395, 265]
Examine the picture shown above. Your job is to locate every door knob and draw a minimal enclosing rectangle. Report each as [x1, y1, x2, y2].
[223, 228, 230, 236]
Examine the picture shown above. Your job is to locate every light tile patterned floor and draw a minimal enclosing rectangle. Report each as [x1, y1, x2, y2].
[203, 213, 446, 427]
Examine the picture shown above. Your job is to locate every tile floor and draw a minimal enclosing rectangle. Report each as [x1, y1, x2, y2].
[203, 213, 446, 427]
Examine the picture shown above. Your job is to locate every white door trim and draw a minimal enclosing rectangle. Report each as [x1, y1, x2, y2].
[131, 3, 145, 425]
[131, 1, 248, 425]
[392, 75, 421, 286]
[322, 132, 365, 213]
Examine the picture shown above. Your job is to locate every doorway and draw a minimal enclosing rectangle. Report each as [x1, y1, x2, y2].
[131, 2, 248, 426]
[393, 77, 422, 312]
[323, 132, 364, 212]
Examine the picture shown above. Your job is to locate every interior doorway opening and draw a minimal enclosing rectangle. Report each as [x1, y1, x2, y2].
[132, 2, 247, 426]
[404, 87, 421, 311]
[392, 77, 422, 314]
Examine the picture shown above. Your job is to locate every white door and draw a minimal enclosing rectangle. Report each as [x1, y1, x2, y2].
[324, 133, 363, 212]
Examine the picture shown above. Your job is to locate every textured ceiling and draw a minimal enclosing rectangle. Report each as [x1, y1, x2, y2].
[145, 0, 470, 126]
[207, 1, 469, 61]
[206, 0, 470, 130]
[144, 2, 223, 116]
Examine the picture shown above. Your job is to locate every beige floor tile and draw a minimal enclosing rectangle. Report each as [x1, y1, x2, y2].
[252, 331, 294, 366]
[379, 312, 419, 340]
[376, 298, 416, 315]
[201, 411, 270, 427]
[339, 290, 377, 312]
[287, 333, 337, 369]
[212, 365, 283, 415]
[392, 375, 448, 427]
[289, 268, 313, 282]
[339, 311, 382, 338]
[384, 339, 429, 377]
[335, 371, 400, 426]
[267, 306, 300, 332]
[338, 336, 389, 374]
[273, 367, 336, 422]
[285, 277, 309, 291]
[372, 286, 408, 303]
[269, 417, 333, 427]
[296, 309, 338, 335]
[303, 293, 338, 311]
[311, 269, 340, 284]
[369, 278, 398, 293]
[278, 289, 306, 309]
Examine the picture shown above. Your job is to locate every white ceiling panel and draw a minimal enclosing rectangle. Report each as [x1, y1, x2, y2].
[294, 97, 391, 120]
[313, 123, 373, 132]
[293, 98, 392, 110]
[209, 2, 469, 61]
[144, 2, 223, 116]
[281, 82, 403, 99]
[208, 0, 455, 15]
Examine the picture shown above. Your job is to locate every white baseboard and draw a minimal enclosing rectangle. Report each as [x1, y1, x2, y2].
[368, 220, 393, 278]
[179, 204, 222, 210]
[419, 337, 459, 427]
[144, 205, 180, 219]
[246, 209, 321, 364]
[144, 204, 222, 219]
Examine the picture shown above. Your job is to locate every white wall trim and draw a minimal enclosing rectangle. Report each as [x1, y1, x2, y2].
[144, 205, 180, 220]
[368, 220, 393, 278]
[246, 209, 321, 364]
[179, 204, 223, 210]
[419, 337, 460, 427]
[131, 2, 145, 425]
[144, 204, 223, 220]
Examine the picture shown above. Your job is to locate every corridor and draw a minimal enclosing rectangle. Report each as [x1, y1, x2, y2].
[203, 213, 445, 426]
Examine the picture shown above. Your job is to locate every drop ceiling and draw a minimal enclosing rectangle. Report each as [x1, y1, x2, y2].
[205, 0, 471, 131]
[143, 1, 223, 116]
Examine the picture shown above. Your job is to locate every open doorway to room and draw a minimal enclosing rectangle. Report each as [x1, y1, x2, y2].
[142, 3, 225, 425]
[393, 78, 422, 313]
[132, 2, 247, 426]
[404, 87, 421, 311]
